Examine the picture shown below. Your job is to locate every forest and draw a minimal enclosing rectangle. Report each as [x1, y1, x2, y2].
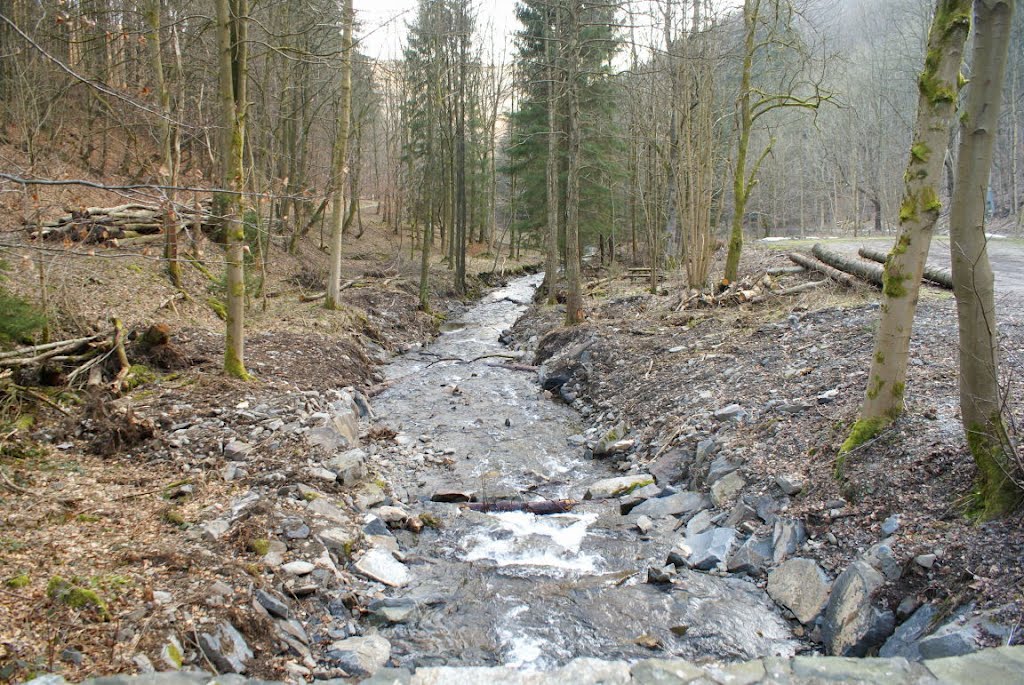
[0, 0, 1023, 682]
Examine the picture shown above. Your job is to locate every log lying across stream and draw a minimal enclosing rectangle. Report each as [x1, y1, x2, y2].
[463, 499, 579, 515]
[858, 246, 954, 289]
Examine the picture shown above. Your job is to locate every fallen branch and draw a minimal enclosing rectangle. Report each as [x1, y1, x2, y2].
[858, 246, 953, 289]
[788, 252, 859, 288]
[463, 499, 579, 515]
[748, 280, 827, 304]
[0, 334, 105, 363]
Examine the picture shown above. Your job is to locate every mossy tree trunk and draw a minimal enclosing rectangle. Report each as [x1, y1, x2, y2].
[216, 0, 249, 379]
[949, 0, 1019, 516]
[326, 0, 354, 310]
[841, 0, 972, 457]
[722, 0, 827, 286]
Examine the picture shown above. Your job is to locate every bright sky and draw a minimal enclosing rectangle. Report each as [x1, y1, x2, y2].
[353, 0, 521, 61]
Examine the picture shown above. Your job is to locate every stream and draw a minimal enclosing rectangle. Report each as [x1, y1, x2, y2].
[369, 274, 797, 670]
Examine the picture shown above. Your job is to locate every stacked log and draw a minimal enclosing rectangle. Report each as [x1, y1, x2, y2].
[858, 245, 953, 289]
[28, 202, 210, 245]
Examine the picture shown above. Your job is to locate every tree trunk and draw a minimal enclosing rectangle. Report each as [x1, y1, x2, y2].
[326, 0, 354, 310]
[723, 0, 757, 285]
[144, 0, 180, 288]
[217, 0, 249, 379]
[841, 0, 972, 458]
[563, 0, 584, 325]
[949, 0, 1019, 516]
[542, 12, 561, 305]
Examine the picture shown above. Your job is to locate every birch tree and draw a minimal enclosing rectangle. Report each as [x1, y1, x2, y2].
[840, 0, 972, 460]
[949, 0, 1019, 516]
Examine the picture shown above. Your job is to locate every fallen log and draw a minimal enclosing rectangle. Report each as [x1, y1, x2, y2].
[811, 244, 884, 287]
[858, 246, 953, 289]
[463, 499, 579, 515]
[766, 265, 806, 276]
[787, 251, 859, 288]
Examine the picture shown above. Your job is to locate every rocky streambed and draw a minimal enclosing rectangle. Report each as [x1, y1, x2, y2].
[362, 274, 798, 669]
[36, 273, 1011, 684]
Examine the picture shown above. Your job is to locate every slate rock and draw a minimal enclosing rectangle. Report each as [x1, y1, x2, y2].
[881, 514, 901, 536]
[430, 489, 476, 503]
[282, 561, 315, 576]
[308, 498, 350, 525]
[685, 510, 715, 538]
[726, 534, 774, 577]
[363, 516, 391, 537]
[198, 621, 253, 674]
[327, 635, 391, 677]
[328, 449, 368, 486]
[254, 590, 290, 619]
[775, 473, 805, 496]
[880, 603, 939, 659]
[353, 549, 411, 587]
[695, 438, 718, 464]
[864, 542, 901, 581]
[767, 558, 832, 624]
[584, 474, 655, 500]
[629, 491, 706, 519]
[283, 518, 311, 540]
[724, 502, 757, 527]
[713, 404, 747, 422]
[822, 560, 895, 657]
[706, 455, 742, 485]
[772, 518, 807, 564]
[918, 621, 982, 659]
[368, 598, 418, 624]
[675, 527, 736, 571]
[319, 527, 358, 554]
[710, 472, 746, 507]
[223, 440, 252, 460]
[646, 447, 690, 486]
[753, 495, 782, 525]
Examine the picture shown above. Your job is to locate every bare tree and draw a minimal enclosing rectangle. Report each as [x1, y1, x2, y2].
[840, 0, 972, 459]
[949, 0, 1019, 516]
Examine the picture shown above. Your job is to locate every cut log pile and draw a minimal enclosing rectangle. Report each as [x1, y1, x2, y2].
[27, 202, 210, 246]
[787, 243, 953, 291]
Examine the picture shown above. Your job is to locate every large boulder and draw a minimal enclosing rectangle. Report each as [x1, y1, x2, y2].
[767, 558, 831, 624]
[822, 561, 895, 656]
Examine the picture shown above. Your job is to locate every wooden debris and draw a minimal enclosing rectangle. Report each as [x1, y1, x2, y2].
[463, 499, 579, 515]
[811, 244, 884, 287]
[858, 246, 953, 289]
[28, 202, 209, 245]
[787, 251, 859, 288]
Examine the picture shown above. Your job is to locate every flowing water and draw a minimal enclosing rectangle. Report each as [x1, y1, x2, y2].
[370, 274, 797, 670]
